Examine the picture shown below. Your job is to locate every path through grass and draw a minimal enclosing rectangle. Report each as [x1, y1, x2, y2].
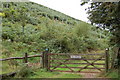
[29, 70, 82, 78]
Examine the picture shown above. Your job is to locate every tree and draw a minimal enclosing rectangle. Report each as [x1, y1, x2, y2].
[81, 2, 120, 68]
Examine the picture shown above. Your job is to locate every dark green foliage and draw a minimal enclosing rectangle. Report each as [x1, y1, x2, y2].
[81, 2, 120, 68]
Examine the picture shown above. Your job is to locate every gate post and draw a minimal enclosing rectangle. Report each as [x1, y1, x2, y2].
[42, 51, 45, 68]
[105, 48, 109, 73]
[42, 49, 49, 71]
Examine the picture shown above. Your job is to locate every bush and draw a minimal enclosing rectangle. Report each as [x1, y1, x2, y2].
[15, 64, 35, 78]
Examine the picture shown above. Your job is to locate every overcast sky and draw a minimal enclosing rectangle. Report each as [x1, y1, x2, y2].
[29, 0, 89, 22]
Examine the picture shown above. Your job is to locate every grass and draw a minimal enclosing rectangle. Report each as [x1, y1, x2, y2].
[29, 70, 82, 78]
[1, 61, 22, 74]
[106, 69, 119, 78]
[98, 69, 119, 78]
[107, 72, 118, 78]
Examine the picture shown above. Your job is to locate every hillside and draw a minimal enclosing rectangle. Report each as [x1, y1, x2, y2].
[1, 2, 109, 56]
[2, 2, 80, 25]
[0, 2, 116, 78]
[1, 2, 110, 75]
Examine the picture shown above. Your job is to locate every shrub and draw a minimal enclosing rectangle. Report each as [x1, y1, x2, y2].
[15, 64, 35, 78]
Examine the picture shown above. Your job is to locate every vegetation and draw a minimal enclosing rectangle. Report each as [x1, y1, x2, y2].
[84, 2, 120, 69]
[28, 69, 82, 78]
[99, 69, 119, 78]
[106, 70, 118, 78]
[1, 2, 109, 58]
[81, 1, 120, 79]
[1, 2, 110, 78]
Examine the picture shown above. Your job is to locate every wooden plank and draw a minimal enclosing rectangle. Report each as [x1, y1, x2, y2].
[0, 54, 42, 61]
[48, 53, 105, 55]
[50, 58, 105, 60]
[50, 62, 105, 65]
[50, 70, 100, 73]
[28, 54, 42, 58]
[0, 57, 24, 61]
[50, 66, 105, 69]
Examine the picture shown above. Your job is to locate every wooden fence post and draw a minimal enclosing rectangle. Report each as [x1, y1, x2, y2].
[105, 48, 109, 73]
[45, 51, 49, 71]
[24, 53, 28, 64]
[42, 50, 49, 71]
[42, 51, 45, 68]
[40, 52, 43, 68]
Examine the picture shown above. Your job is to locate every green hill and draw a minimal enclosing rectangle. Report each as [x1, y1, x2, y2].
[1, 2, 109, 57]
[2, 2, 80, 25]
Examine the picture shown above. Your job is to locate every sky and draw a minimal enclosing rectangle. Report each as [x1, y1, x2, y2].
[29, 0, 89, 22]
